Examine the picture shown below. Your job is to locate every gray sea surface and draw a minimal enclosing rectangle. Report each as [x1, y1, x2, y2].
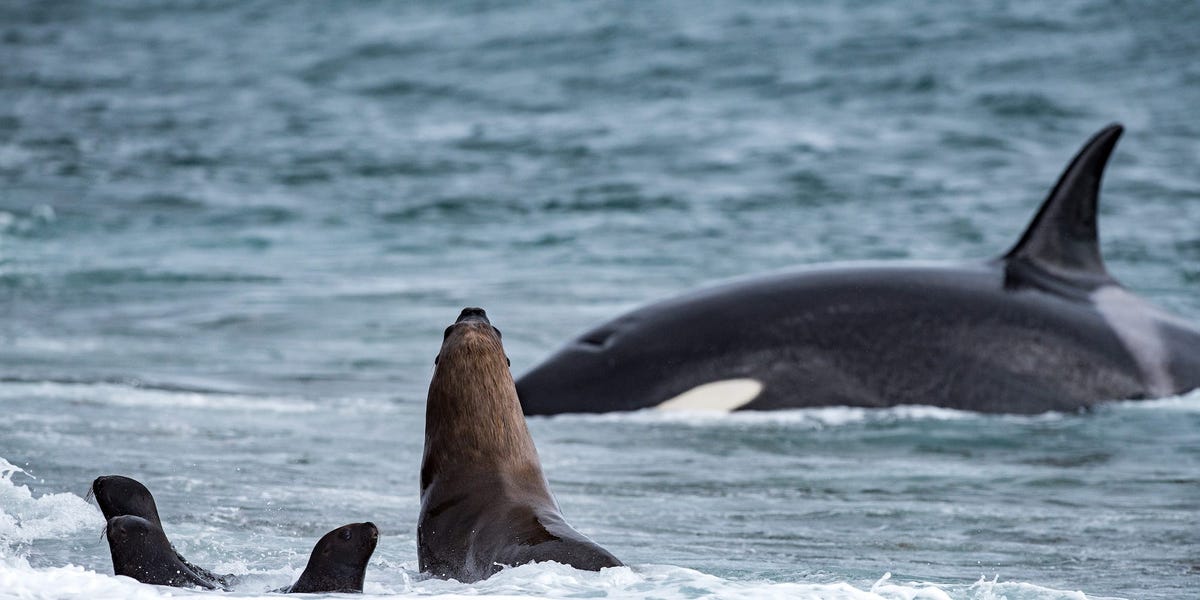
[1, 1, 1198, 599]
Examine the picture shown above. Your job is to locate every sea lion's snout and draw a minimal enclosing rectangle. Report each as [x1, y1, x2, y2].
[363, 522, 379, 540]
[90, 475, 120, 512]
[436, 309, 502, 366]
[456, 307, 490, 324]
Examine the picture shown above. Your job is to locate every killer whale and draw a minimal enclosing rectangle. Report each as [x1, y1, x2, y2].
[517, 124, 1200, 415]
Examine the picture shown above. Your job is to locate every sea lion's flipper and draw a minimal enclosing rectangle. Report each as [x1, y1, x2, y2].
[174, 560, 222, 590]
[176, 551, 237, 588]
[1003, 123, 1122, 284]
[517, 510, 623, 572]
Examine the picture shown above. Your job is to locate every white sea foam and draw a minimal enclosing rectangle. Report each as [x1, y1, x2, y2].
[542, 390, 1200, 428]
[0, 557, 169, 600]
[547, 404, 979, 428]
[0, 459, 101, 553]
[965, 576, 1125, 600]
[0, 460, 1128, 600]
[0, 379, 408, 416]
[1110, 388, 1200, 412]
[0, 381, 319, 413]
[0, 558, 1125, 600]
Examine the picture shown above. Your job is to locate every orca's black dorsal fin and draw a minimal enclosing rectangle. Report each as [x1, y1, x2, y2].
[1003, 123, 1123, 283]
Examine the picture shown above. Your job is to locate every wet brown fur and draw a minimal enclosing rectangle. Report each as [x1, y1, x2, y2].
[418, 311, 621, 582]
[422, 322, 542, 488]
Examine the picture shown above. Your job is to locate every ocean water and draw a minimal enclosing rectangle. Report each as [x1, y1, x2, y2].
[2, 1, 1198, 599]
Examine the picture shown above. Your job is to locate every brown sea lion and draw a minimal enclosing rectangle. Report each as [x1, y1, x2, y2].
[418, 307, 622, 582]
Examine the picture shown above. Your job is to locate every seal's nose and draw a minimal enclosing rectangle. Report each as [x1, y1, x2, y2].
[90, 476, 111, 502]
[456, 307, 490, 324]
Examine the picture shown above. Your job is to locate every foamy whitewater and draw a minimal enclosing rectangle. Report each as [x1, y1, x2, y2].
[3, 391, 1199, 599]
[3, 1, 1199, 598]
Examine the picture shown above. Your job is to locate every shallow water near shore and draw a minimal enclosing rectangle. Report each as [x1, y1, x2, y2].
[3, 394, 1198, 599]
[2, 1, 1199, 599]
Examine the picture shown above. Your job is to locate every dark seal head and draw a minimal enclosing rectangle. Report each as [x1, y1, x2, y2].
[284, 522, 379, 594]
[418, 307, 623, 582]
[105, 515, 216, 589]
[91, 476, 162, 526]
[91, 475, 234, 589]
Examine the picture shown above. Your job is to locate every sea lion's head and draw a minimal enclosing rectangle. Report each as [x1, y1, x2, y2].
[290, 522, 379, 593]
[105, 515, 171, 571]
[433, 307, 510, 373]
[105, 514, 157, 545]
[91, 476, 162, 528]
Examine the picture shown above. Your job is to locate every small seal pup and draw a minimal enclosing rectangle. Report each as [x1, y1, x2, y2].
[104, 515, 217, 589]
[90, 475, 234, 588]
[418, 307, 622, 582]
[278, 522, 379, 593]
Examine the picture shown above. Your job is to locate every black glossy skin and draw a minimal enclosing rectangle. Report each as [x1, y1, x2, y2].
[90, 475, 234, 589]
[518, 260, 1200, 414]
[91, 476, 162, 526]
[284, 522, 378, 594]
[419, 308, 622, 582]
[517, 125, 1200, 415]
[105, 515, 216, 590]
